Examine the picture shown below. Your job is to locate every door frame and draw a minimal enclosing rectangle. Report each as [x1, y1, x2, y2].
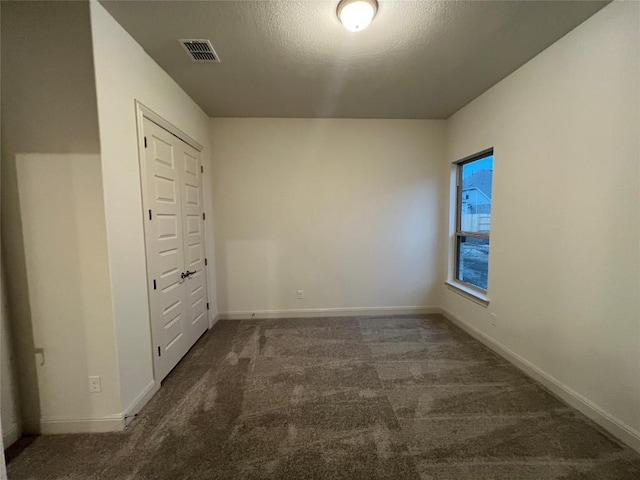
[134, 100, 211, 383]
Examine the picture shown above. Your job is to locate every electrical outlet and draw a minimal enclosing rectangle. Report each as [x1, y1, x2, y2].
[491, 313, 497, 327]
[89, 376, 101, 393]
[297, 290, 304, 299]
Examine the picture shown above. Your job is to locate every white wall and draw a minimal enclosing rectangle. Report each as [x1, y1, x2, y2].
[16, 154, 121, 430]
[1, 1, 120, 435]
[90, 1, 216, 412]
[443, 0, 639, 448]
[211, 118, 445, 317]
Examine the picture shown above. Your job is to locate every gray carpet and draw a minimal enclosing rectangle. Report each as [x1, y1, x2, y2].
[7, 315, 640, 479]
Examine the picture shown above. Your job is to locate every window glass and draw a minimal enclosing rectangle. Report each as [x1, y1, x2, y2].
[454, 151, 493, 292]
[456, 236, 489, 291]
[459, 156, 493, 233]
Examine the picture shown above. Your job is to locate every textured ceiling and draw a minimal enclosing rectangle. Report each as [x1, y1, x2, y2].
[100, 0, 609, 119]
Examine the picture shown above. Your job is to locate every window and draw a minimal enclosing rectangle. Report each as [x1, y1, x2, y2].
[453, 149, 493, 293]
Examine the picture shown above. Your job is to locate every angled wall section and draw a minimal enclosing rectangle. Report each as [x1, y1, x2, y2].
[89, 1, 215, 413]
[1, 0, 121, 436]
[442, 0, 640, 449]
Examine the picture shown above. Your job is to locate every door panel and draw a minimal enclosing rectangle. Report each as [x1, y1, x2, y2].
[141, 117, 208, 382]
[143, 119, 189, 381]
[180, 145, 208, 344]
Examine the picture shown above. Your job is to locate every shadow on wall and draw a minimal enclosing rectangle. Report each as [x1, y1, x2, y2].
[2, 151, 41, 435]
[1, 0, 106, 439]
[16, 153, 112, 430]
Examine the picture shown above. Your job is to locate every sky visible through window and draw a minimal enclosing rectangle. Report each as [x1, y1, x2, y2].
[462, 155, 493, 179]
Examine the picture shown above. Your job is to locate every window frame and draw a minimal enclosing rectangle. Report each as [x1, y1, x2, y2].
[452, 148, 493, 296]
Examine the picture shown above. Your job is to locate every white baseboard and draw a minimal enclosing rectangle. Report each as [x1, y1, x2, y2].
[24, 381, 157, 435]
[2, 423, 20, 448]
[209, 313, 220, 328]
[122, 379, 158, 425]
[440, 307, 640, 453]
[39, 415, 125, 434]
[218, 305, 440, 320]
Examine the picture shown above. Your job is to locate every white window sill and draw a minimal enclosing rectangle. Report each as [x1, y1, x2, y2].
[445, 280, 490, 307]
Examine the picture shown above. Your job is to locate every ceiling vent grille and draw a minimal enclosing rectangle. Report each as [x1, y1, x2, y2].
[179, 39, 220, 62]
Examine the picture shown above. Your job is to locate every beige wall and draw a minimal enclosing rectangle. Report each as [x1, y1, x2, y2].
[1, 1, 120, 435]
[16, 154, 121, 428]
[90, 1, 215, 412]
[443, 0, 639, 447]
[210, 118, 445, 317]
[1, 266, 20, 447]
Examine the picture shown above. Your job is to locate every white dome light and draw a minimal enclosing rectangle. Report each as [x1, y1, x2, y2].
[337, 0, 378, 32]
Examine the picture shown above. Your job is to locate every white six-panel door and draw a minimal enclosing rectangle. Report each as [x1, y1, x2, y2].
[141, 117, 208, 382]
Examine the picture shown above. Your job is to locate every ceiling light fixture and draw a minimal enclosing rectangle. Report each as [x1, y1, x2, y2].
[337, 0, 378, 32]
